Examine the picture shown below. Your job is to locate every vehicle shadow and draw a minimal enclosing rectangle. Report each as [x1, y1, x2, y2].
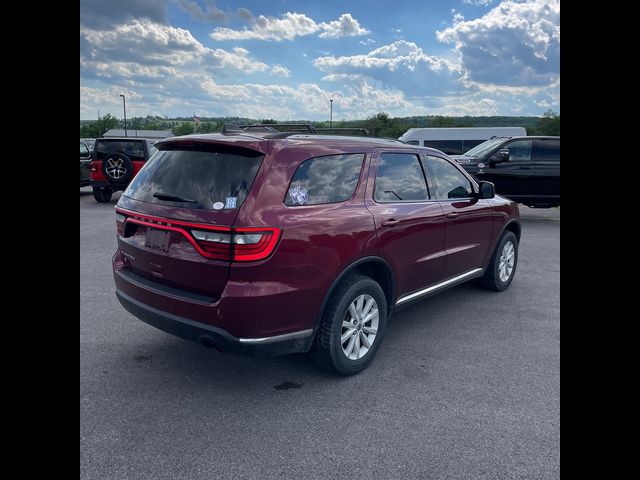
[104, 283, 485, 397]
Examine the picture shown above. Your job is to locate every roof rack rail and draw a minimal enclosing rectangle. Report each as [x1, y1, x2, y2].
[222, 123, 317, 134]
[315, 127, 372, 137]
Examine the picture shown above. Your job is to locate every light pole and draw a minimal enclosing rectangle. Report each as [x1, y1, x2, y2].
[120, 94, 127, 137]
[330, 99, 333, 128]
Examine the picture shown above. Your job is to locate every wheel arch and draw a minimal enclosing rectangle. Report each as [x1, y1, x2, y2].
[314, 256, 395, 333]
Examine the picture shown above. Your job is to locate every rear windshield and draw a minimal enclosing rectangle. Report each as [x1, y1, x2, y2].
[95, 140, 146, 161]
[123, 148, 263, 210]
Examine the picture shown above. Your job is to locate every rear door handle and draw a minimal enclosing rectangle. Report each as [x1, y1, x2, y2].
[381, 219, 399, 227]
[446, 212, 460, 218]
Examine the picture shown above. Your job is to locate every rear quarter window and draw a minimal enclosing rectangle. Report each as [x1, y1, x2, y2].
[285, 154, 365, 206]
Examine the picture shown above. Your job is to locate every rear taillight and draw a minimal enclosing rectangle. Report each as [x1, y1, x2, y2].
[115, 208, 281, 262]
[191, 227, 280, 262]
[232, 228, 280, 261]
[116, 213, 126, 236]
[191, 229, 233, 261]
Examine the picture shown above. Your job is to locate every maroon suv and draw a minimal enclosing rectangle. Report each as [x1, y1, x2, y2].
[113, 129, 520, 375]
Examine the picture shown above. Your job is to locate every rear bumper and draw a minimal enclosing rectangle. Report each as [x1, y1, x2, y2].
[116, 290, 314, 356]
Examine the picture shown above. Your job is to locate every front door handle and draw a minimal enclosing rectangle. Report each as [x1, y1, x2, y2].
[446, 212, 460, 218]
[381, 219, 399, 227]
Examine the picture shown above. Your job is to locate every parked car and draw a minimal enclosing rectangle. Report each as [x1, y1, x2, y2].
[80, 141, 91, 187]
[90, 137, 158, 203]
[113, 127, 521, 375]
[80, 138, 95, 152]
[450, 136, 560, 208]
[398, 127, 527, 155]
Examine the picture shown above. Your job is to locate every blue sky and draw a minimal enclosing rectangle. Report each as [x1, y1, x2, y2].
[80, 0, 560, 120]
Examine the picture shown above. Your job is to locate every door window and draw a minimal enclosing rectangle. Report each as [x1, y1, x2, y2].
[505, 140, 533, 162]
[536, 139, 560, 162]
[374, 153, 429, 202]
[426, 156, 473, 200]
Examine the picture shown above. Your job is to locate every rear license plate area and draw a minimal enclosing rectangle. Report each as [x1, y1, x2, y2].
[144, 228, 171, 253]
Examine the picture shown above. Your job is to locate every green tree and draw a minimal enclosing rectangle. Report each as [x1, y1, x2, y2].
[429, 116, 457, 127]
[172, 122, 196, 136]
[79, 113, 119, 138]
[532, 110, 560, 136]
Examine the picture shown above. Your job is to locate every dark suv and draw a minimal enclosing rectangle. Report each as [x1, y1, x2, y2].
[451, 136, 560, 208]
[90, 137, 158, 203]
[113, 128, 521, 375]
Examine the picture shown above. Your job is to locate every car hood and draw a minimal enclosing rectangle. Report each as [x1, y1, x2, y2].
[449, 154, 476, 163]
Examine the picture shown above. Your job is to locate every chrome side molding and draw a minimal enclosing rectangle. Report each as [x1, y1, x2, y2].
[396, 268, 483, 305]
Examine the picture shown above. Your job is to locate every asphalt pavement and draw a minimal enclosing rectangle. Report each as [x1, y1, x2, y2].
[80, 188, 559, 479]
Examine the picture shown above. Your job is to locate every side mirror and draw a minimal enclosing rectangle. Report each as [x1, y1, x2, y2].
[490, 148, 509, 165]
[477, 181, 495, 199]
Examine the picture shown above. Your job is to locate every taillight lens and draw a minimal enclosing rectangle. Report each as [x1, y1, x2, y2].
[191, 227, 280, 262]
[233, 228, 281, 261]
[114, 209, 280, 262]
[191, 229, 233, 260]
[116, 213, 126, 236]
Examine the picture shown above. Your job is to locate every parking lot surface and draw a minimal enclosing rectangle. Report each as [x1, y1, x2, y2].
[80, 188, 559, 479]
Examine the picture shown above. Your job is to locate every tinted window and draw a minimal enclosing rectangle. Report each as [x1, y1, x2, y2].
[374, 153, 429, 202]
[504, 139, 533, 161]
[405, 140, 419, 145]
[537, 139, 560, 162]
[464, 138, 506, 159]
[96, 140, 146, 161]
[423, 140, 463, 155]
[427, 156, 473, 199]
[123, 149, 263, 210]
[462, 140, 484, 153]
[285, 154, 364, 206]
[80, 143, 89, 157]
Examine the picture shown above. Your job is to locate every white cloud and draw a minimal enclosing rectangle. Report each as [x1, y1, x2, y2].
[210, 11, 369, 41]
[211, 12, 318, 41]
[452, 11, 465, 24]
[359, 38, 376, 46]
[462, 0, 493, 6]
[178, 0, 228, 22]
[437, 0, 560, 87]
[314, 40, 463, 97]
[270, 65, 291, 77]
[321, 73, 364, 82]
[318, 13, 370, 39]
[81, 74, 418, 121]
[81, 20, 268, 79]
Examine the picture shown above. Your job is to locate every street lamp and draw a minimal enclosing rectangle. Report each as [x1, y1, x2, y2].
[330, 99, 333, 128]
[120, 94, 127, 137]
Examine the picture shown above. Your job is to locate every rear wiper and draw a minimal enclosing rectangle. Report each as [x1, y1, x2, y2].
[153, 192, 199, 204]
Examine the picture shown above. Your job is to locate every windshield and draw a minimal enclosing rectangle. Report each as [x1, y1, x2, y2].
[463, 138, 506, 159]
[123, 148, 263, 210]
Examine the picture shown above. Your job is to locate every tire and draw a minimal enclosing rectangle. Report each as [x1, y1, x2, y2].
[312, 274, 387, 375]
[101, 152, 134, 185]
[479, 231, 518, 291]
[93, 187, 112, 203]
